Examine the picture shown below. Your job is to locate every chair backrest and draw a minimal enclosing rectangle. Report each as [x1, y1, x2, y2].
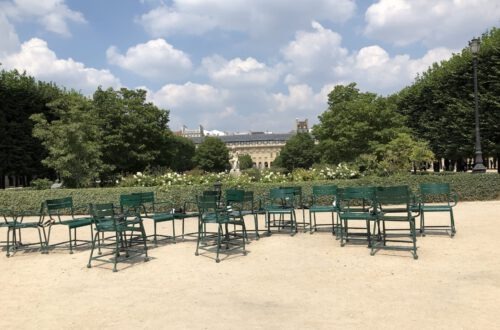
[225, 189, 245, 204]
[375, 185, 410, 206]
[197, 194, 218, 213]
[312, 185, 337, 205]
[45, 197, 74, 222]
[338, 186, 375, 211]
[420, 183, 450, 195]
[91, 203, 118, 228]
[120, 193, 142, 215]
[132, 191, 155, 204]
[45, 197, 73, 213]
[269, 187, 295, 208]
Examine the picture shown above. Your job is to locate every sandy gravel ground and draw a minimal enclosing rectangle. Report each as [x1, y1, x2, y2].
[1, 201, 499, 329]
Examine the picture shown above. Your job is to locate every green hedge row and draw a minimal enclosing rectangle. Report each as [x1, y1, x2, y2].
[0, 173, 498, 212]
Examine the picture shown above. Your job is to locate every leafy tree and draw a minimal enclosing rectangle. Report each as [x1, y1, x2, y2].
[0, 69, 61, 188]
[277, 133, 317, 171]
[238, 154, 253, 170]
[313, 83, 407, 164]
[92, 87, 171, 178]
[31, 92, 107, 188]
[374, 133, 435, 174]
[163, 135, 196, 172]
[193, 137, 230, 172]
[396, 28, 500, 172]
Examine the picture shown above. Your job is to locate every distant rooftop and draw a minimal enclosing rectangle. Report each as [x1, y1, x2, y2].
[190, 132, 293, 144]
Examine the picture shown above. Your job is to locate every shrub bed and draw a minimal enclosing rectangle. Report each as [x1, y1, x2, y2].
[0, 173, 498, 212]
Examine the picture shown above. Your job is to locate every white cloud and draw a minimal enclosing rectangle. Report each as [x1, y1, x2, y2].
[282, 21, 455, 95]
[2, 0, 85, 36]
[1, 38, 120, 94]
[0, 14, 19, 56]
[137, 0, 356, 40]
[152, 82, 231, 129]
[365, 0, 500, 47]
[281, 21, 348, 86]
[107, 39, 192, 81]
[201, 55, 281, 87]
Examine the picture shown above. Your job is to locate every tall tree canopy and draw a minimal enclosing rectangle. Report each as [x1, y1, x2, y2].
[0, 69, 61, 188]
[313, 83, 407, 164]
[396, 28, 500, 171]
[275, 133, 317, 171]
[31, 92, 107, 188]
[92, 87, 171, 178]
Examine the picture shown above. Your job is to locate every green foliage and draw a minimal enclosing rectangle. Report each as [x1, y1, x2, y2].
[30, 178, 52, 190]
[278, 133, 317, 171]
[0, 69, 60, 187]
[31, 92, 107, 188]
[238, 154, 253, 170]
[0, 173, 497, 213]
[374, 133, 435, 175]
[395, 28, 500, 165]
[92, 87, 171, 178]
[193, 136, 230, 172]
[163, 135, 195, 172]
[313, 83, 407, 164]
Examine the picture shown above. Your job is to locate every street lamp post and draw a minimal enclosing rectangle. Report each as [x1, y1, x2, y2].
[469, 37, 486, 173]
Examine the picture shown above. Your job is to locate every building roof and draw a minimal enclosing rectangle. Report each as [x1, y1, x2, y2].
[190, 133, 294, 144]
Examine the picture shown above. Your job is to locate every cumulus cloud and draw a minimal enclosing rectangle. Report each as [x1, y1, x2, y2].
[107, 39, 192, 81]
[282, 21, 454, 94]
[152, 82, 232, 129]
[0, 14, 19, 56]
[137, 0, 356, 41]
[281, 21, 348, 87]
[365, 0, 500, 47]
[1, 0, 85, 36]
[1, 38, 120, 94]
[201, 55, 281, 87]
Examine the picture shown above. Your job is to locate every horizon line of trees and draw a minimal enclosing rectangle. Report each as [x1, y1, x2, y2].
[1, 28, 498, 188]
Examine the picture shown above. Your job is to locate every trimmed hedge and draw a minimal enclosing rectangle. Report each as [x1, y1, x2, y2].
[0, 173, 498, 212]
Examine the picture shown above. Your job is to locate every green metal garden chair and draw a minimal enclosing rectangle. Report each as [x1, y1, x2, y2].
[308, 185, 339, 236]
[1, 205, 47, 257]
[44, 197, 93, 253]
[337, 186, 378, 248]
[419, 183, 458, 237]
[264, 187, 297, 236]
[280, 186, 308, 232]
[372, 186, 419, 259]
[195, 194, 246, 263]
[225, 189, 249, 241]
[87, 203, 149, 272]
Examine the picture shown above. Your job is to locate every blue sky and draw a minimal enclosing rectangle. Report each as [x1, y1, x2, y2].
[1, 0, 499, 133]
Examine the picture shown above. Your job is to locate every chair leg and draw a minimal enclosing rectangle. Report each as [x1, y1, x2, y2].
[195, 219, 203, 256]
[87, 232, 98, 268]
[253, 214, 260, 240]
[172, 219, 176, 243]
[113, 232, 120, 272]
[68, 227, 73, 254]
[411, 218, 418, 259]
[154, 221, 158, 246]
[36, 227, 45, 253]
[216, 224, 222, 263]
[420, 211, 426, 236]
[182, 219, 185, 241]
[139, 222, 149, 261]
[331, 212, 335, 235]
[6, 227, 12, 257]
[450, 209, 456, 237]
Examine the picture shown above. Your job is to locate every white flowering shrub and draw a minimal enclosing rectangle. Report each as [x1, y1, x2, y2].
[117, 164, 361, 187]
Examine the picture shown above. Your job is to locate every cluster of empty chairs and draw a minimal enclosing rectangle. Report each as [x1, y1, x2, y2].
[1, 183, 457, 271]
